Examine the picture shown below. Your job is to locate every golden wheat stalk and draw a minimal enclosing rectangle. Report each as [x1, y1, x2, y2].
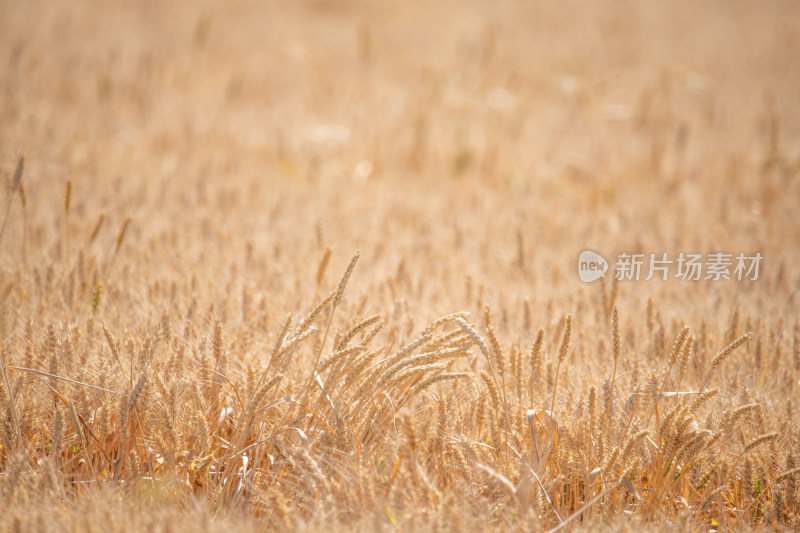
[0, 156, 24, 252]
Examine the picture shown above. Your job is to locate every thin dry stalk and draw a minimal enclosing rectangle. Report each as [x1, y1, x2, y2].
[0, 156, 24, 252]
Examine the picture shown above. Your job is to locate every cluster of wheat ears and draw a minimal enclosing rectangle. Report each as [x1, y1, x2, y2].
[0, 158, 798, 532]
[2, 1, 800, 530]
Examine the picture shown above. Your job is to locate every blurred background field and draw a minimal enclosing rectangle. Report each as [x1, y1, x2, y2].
[1, 1, 799, 531]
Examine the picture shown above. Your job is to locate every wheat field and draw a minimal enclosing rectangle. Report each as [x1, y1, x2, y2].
[1, 0, 800, 531]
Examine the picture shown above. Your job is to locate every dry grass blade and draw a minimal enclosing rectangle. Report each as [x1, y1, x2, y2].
[0, 156, 25, 249]
[0, 348, 26, 457]
[545, 484, 616, 533]
[550, 314, 572, 420]
[0, 3, 797, 531]
[4, 366, 125, 396]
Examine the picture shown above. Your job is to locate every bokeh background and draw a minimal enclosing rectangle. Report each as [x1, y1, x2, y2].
[3, 1, 798, 327]
[1, 1, 799, 530]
